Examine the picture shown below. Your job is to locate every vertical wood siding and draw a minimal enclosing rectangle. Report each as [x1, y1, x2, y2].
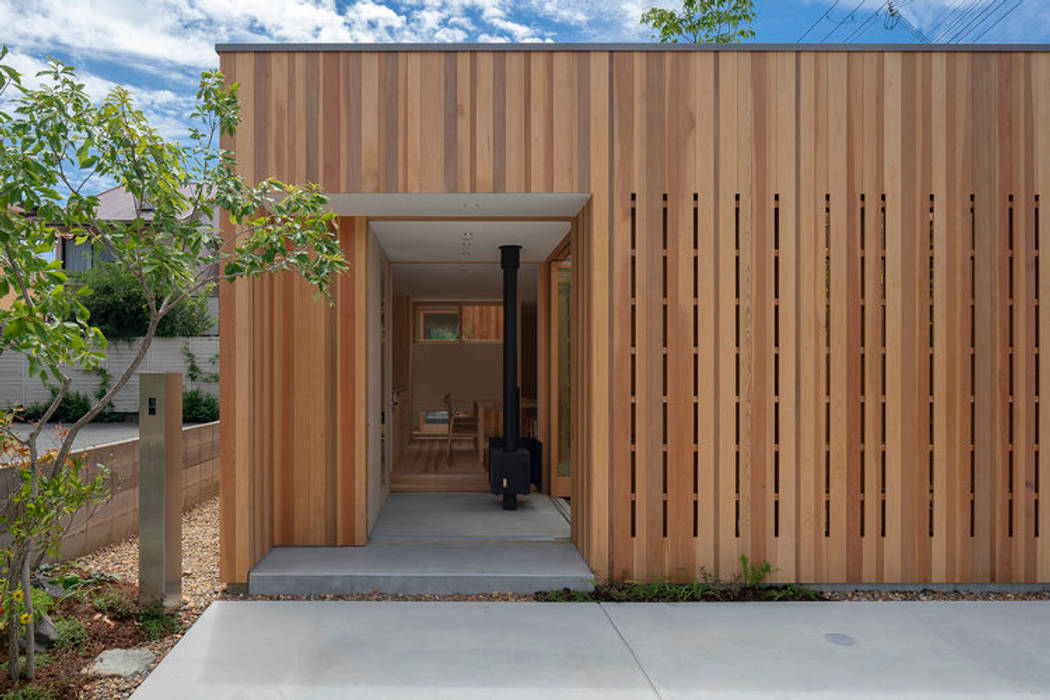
[219, 48, 1050, 585]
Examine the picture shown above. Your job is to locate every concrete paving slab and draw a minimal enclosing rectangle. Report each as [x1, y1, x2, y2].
[603, 601, 1050, 698]
[248, 542, 594, 595]
[132, 601, 655, 700]
[370, 492, 570, 541]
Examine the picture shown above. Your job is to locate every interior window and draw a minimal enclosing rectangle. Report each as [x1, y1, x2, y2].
[416, 304, 503, 342]
[420, 310, 460, 340]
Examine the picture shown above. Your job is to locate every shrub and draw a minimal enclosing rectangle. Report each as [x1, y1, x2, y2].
[182, 389, 219, 423]
[53, 618, 87, 650]
[136, 602, 179, 641]
[12, 367, 119, 424]
[90, 591, 134, 620]
[71, 263, 213, 340]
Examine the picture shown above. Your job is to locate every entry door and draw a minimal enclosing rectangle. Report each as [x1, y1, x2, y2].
[549, 260, 572, 497]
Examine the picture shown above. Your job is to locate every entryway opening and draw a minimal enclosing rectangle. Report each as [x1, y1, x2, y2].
[365, 195, 582, 542]
[247, 193, 593, 595]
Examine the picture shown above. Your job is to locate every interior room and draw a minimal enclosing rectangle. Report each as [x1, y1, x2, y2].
[346, 194, 584, 540]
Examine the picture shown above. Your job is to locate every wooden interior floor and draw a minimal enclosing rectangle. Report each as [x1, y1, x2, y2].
[391, 439, 488, 492]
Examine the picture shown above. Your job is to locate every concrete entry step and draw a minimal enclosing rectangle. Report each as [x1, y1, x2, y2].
[248, 542, 594, 596]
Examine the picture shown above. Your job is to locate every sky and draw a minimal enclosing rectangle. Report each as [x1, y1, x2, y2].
[0, 0, 1046, 190]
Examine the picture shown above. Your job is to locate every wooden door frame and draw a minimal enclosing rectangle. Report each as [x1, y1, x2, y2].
[538, 230, 574, 498]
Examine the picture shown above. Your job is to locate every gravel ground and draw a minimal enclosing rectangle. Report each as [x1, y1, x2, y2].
[75, 495, 221, 700]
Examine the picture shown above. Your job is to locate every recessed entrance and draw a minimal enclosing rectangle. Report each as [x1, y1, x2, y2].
[359, 194, 585, 534]
[245, 193, 592, 595]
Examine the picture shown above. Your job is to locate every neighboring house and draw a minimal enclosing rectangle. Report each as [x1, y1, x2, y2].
[0, 191, 221, 413]
[215, 42, 1050, 588]
[56, 185, 220, 334]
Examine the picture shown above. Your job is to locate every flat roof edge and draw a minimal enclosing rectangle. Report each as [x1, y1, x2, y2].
[214, 42, 1050, 54]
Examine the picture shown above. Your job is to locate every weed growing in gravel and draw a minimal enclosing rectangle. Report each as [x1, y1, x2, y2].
[136, 603, 180, 641]
[52, 619, 87, 650]
[90, 591, 135, 620]
[537, 555, 824, 603]
[738, 556, 774, 587]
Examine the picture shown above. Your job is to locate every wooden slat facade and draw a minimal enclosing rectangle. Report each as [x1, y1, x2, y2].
[218, 46, 1050, 586]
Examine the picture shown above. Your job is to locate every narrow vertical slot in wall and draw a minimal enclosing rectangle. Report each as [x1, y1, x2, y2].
[825, 193, 832, 538]
[881, 193, 888, 538]
[860, 193, 867, 538]
[1036, 194, 1041, 538]
[1008, 193, 1015, 538]
[630, 192, 638, 538]
[929, 193, 935, 537]
[693, 192, 700, 538]
[970, 193, 977, 538]
[735, 192, 741, 539]
[662, 192, 668, 539]
[774, 193, 781, 538]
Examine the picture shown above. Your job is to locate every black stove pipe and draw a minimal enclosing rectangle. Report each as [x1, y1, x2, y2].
[499, 245, 521, 453]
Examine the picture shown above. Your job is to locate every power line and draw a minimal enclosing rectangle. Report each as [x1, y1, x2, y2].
[841, 5, 884, 42]
[933, 0, 986, 42]
[927, 0, 969, 37]
[798, 0, 840, 42]
[947, 0, 1008, 43]
[818, 0, 867, 42]
[965, 0, 1016, 41]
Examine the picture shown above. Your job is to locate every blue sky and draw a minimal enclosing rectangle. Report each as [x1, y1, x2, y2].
[1, 0, 1047, 190]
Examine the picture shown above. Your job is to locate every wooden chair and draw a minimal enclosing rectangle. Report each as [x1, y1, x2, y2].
[442, 394, 480, 460]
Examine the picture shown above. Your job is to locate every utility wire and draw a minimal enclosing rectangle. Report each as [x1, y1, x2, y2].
[798, 0, 840, 42]
[970, 0, 1022, 41]
[948, 0, 1007, 43]
[932, 0, 985, 42]
[819, 0, 866, 42]
[842, 5, 884, 42]
[927, 0, 969, 37]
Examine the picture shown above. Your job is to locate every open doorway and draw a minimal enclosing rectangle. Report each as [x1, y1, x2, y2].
[367, 215, 574, 541]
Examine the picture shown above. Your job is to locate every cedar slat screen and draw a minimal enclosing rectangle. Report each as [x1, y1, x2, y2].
[219, 48, 1050, 585]
[613, 190, 1042, 583]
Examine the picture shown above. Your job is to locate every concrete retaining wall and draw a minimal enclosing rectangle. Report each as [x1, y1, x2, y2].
[0, 421, 220, 561]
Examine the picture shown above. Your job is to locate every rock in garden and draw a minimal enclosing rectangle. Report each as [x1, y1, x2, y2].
[30, 576, 66, 601]
[82, 648, 157, 678]
[17, 612, 59, 651]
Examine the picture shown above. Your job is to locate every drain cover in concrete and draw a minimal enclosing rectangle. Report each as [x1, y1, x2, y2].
[823, 632, 858, 647]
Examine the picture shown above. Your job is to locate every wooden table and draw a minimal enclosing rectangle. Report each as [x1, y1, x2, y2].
[473, 397, 538, 466]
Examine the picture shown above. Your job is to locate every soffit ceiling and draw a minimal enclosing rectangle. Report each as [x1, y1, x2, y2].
[392, 263, 539, 303]
[370, 220, 570, 263]
[326, 192, 589, 218]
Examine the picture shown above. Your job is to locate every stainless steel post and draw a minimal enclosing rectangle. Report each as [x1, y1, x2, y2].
[138, 373, 183, 610]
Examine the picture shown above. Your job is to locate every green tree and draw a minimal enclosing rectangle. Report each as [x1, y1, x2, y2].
[0, 46, 347, 681]
[71, 262, 213, 340]
[641, 0, 757, 43]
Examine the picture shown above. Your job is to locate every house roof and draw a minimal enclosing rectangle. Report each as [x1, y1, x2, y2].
[93, 184, 206, 222]
[215, 42, 1050, 54]
[94, 185, 142, 221]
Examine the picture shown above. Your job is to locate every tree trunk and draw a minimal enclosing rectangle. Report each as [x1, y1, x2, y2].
[21, 558, 32, 680]
[6, 566, 20, 682]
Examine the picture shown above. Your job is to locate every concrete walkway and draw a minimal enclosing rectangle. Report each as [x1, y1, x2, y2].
[133, 600, 1050, 699]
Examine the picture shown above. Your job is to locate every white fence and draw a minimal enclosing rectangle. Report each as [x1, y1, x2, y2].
[0, 337, 219, 413]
